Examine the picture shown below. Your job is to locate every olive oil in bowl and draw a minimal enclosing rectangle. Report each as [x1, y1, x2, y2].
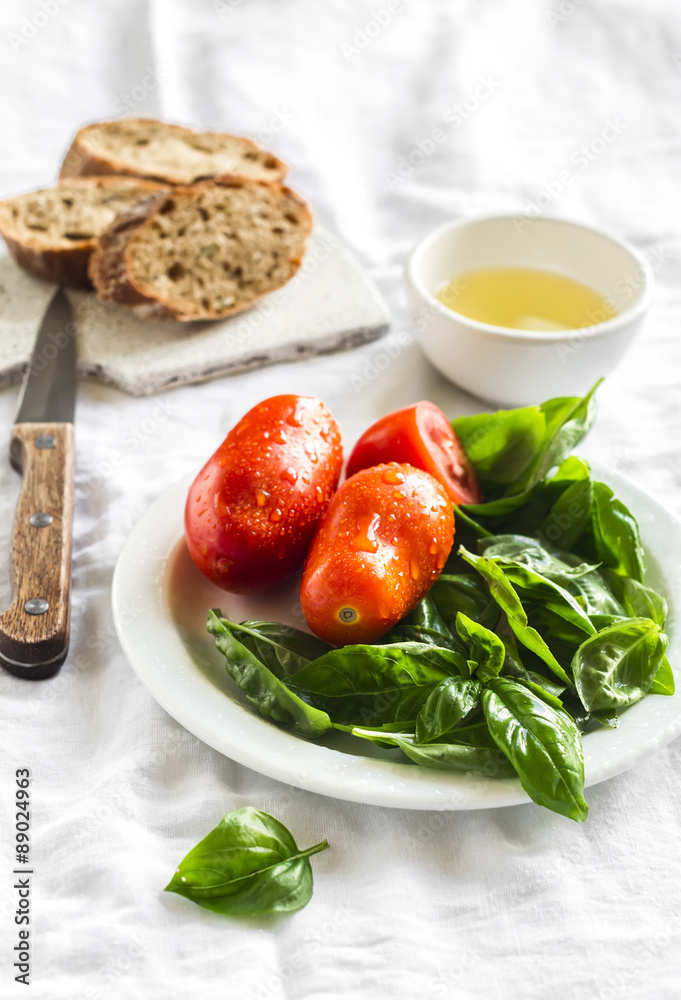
[436, 267, 617, 332]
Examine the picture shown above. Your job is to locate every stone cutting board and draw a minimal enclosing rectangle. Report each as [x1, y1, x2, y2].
[0, 225, 390, 396]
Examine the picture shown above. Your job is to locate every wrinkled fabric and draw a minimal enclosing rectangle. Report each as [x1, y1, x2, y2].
[1, 1, 681, 997]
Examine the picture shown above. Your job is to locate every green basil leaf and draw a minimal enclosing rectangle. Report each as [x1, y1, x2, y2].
[208, 612, 332, 739]
[592, 708, 620, 729]
[385, 596, 466, 654]
[650, 656, 675, 696]
[537, 454, 591, 507]
[455, 613, 506, 681]
[393, 738, 514, 775]
[514, 678, 565, 713]
[431, 573, 492, 618]
[488, 560, 596, 637]
[495, 615, 567, 697]
[454, 505, 494, 540]
[415, 677, 482, 743]
[524, 605, 593, 668]
[225, 620, 333, 678]
[164, 807, 328, 917]
[509, 381, 599, 495]
[451, 405, 546, 490]
[459, 383, 600, 518]
[487, 537, 623, 619]
[479, 533, 599, 583]
[538, 462, 593, 550]
[482, 676, 588, 822]
[601, 570, 668, 628]
[334, 719, 417, 746]
[443, 721, 498, 747]
[572, 618, 669, 712]
[484, 543, 624, 625]
[351, 729, 514, 775]
[459, 547, 574, 688]
[575, 480, 646, 583]
[286, 642, 465, 727]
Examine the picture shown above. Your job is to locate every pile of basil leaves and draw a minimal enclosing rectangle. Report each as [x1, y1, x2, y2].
[208, 382, 673, 822]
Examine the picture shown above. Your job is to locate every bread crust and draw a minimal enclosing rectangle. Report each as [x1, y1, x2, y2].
[88, 177, 313, 322]
[60, 118, 288, 185]
[0, 177, 167, 289]
[87, 191, 174, 316]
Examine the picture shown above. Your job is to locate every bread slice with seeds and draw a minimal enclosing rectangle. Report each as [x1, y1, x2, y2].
[60, 118, 287, 186]
[0, 177, 168, 288]
[88, 177, 312, 321]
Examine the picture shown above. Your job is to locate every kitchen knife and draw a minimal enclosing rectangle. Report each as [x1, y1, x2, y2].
[0, 289, 76, 680]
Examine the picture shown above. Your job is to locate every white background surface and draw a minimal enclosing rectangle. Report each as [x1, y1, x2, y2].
[1, 1, 681, 998]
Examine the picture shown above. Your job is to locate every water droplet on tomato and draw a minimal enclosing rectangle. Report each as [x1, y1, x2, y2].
[255, 491, 270, 508]
[273, 428, 286, 444]
[352, 513, 380, 553]
[410, 559, 420, 581]
[429, 540, 438, 555]
[281, 468, 298, 485]
[392, 490, 406, 500]
[383, 468, 405, 486]
[270, 509, 283, 523]
[436, 553, 446, 570]
[287, 409, 303, 427]
[214, 492, 230, 517]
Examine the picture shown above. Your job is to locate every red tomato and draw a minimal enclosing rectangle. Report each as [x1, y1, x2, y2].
[185, 395, 342, 594]
[300, 463, 454, 645]
[345, 401, 482, 505]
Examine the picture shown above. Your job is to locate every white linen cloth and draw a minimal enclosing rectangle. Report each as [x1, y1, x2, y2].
[1, 1, 681, 997]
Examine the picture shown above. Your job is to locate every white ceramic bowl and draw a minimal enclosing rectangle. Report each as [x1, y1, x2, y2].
[405, 214, 654, 406]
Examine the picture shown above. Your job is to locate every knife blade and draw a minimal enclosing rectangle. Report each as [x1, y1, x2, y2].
[0, 289, 76, 679]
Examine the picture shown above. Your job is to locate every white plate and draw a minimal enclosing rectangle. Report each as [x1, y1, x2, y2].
[112, 465, 681, 811]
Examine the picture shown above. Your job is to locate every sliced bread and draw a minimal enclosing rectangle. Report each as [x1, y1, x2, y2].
[60, 118, 287, 186]
[0, 176, 168, 288]
[88, 177, 312, 321]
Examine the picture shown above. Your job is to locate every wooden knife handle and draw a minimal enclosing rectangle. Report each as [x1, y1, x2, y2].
[0, 422, 75, 679]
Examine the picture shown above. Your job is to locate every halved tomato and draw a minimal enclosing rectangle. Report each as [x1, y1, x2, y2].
[345, 400, 482, 505]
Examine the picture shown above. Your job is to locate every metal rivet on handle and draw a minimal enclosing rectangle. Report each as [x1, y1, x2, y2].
[29, 512, 53, 528]
[34, 435, 56, 450]
[24, 598, 49, 616]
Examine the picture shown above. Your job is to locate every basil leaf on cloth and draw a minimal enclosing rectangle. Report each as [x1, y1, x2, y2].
[165, 808, 328, 918]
